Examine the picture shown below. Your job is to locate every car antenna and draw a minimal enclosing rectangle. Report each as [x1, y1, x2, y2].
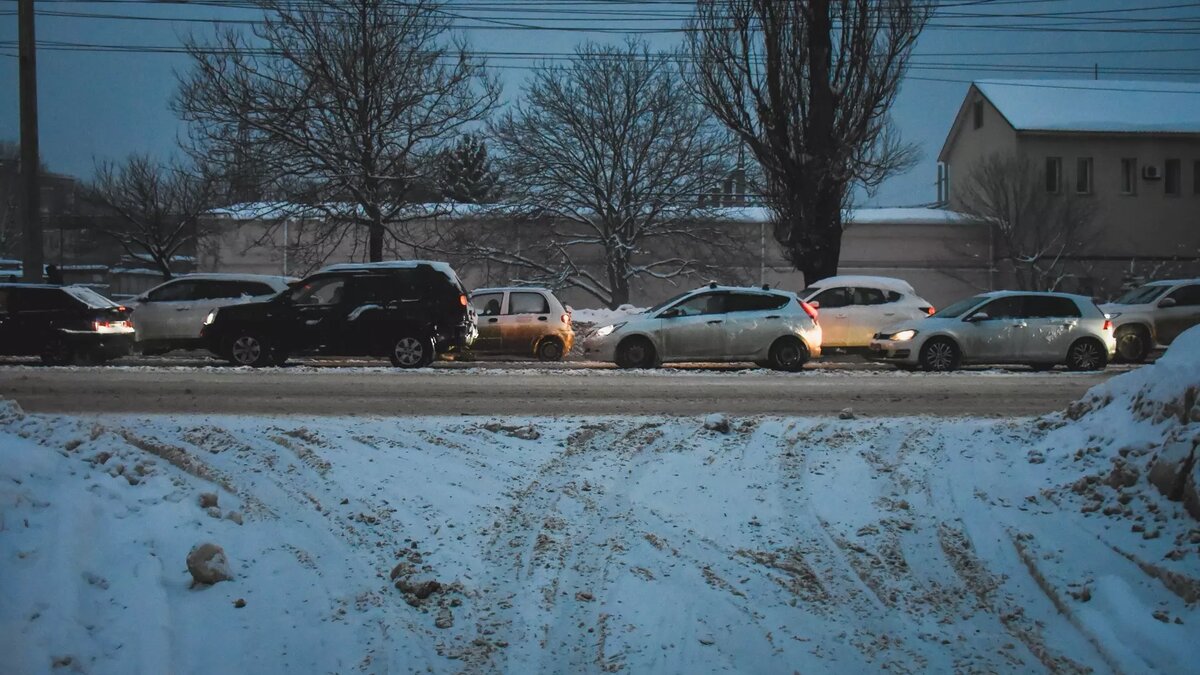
[709, 281, 718, 289]
[762, 284, 770, 291]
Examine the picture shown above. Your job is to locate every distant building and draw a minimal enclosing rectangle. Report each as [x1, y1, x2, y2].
[938, 79, 1200, 295]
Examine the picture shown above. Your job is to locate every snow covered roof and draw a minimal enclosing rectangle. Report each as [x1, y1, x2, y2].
[319, 260, 463, 283]
[210, 201, 490, 221]
[974, 79, 1200, 134]
[716, 206, 976, 226]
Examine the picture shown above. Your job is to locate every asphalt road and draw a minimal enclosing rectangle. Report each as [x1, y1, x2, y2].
[0, 360, 1121, 417]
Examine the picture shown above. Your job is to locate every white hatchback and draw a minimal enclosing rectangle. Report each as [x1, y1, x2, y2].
[800, 275, 934, 349]
[582, 284, 822, 370]
[130, 274, 295, 354]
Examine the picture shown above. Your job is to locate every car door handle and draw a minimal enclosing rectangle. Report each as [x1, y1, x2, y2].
[883, 312, 896, 316]
[487, 318, 498, 323]
[765, 315, 781, 319]
[305, 319, 321, 326]
[538, 316, 548, 321]
[1011, 322, 1027, 328]
[707, 320, 723, 325]
[175, 307, 191, 311]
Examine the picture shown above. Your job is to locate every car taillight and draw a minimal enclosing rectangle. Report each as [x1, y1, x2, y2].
[800, 301, 819, 322]
[459, 294, 468, 307]
[1103, 319, 1113, 332]
[93, 320, 131, 333]
[561, 313, 571, 324]
[922, 306, 935, 316]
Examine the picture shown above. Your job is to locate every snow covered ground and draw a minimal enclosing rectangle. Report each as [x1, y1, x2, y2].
[2, 333, 1199, 673]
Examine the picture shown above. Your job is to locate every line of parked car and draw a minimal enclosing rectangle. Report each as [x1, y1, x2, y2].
[1, 260, 1197, 372]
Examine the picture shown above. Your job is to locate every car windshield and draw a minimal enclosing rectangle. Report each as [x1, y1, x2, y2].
[931, 295, 987, 319]
[801, 287, 821, 300]
[646, 291, 693, 316]
[63, 286, 119, 309]
[1111, 284, 1171, 305]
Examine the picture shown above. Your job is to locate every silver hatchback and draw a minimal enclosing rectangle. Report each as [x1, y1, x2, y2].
[869, 291, 1115, 371]
[582, 285, 822, 370]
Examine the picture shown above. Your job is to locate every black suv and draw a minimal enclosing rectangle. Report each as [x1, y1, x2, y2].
[0, 284, 135, 364]
[200, 261, 477, 367]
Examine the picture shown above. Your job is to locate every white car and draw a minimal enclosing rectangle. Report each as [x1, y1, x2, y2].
[1099, 279, 1200, 363]
[130, 273, 295, 354]
[869, 291, 1115, 372]
[800, 275, 934, 350]
[582, 284, 822, 371]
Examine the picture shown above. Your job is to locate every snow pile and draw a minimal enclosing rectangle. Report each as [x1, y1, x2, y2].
[1050, 325, 1200, 523]
[2, 369, 1199, 671]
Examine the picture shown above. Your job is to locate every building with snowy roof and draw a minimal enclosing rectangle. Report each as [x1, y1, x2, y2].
[939, 79, 1200, 295]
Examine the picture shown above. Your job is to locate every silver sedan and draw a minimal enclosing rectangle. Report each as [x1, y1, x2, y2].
[869, 291, 1116, 371]
[582, 285, 822, 370]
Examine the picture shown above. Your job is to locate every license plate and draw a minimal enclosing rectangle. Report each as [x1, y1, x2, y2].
[869, 343, 881, 352]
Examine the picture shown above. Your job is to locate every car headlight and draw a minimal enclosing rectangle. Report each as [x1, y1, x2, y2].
[203, 309, 218, 326]
[594, 322, 625, 338]
[888, 329, 917, 341]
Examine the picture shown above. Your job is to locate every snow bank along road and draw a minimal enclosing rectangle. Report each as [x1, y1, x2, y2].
[0, 366, 1122, 416]
[2, 332, 1198, 672]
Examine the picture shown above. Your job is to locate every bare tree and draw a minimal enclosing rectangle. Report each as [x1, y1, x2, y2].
[175, 0, 499, 263]
[87, 155, 218, 280]
[957, 153, 1097, 292]
[455, 40, 745, 309]
[687, 0, 932, 284]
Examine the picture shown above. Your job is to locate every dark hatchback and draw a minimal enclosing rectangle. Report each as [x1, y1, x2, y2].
[200, 261, 477, 367]
[0, 284, 135, 364]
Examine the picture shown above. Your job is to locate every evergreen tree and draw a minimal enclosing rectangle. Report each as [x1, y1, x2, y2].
[440, 134, 498, 204]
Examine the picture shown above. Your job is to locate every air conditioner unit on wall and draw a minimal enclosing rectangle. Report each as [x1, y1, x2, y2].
[1143, 165, 1162, 180]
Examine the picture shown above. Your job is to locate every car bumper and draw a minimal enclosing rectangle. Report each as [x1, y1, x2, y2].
[66, 332, 135, 359]
[581, 334, 618, 362]
[867, 338, 918, 364]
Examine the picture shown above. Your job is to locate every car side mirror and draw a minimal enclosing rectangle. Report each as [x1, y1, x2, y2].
[1159, 297, 1177, 309]
[808, 301, 820, 310]
[660, 308, 681, 319]
[136, 294, 151, 303]
[965, 312, 990, 323]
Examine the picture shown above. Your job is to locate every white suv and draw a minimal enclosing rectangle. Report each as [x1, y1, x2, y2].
[801, 275, 934, 350]
[130, 273, 295, 354]
[1100, 279, 1200, 363]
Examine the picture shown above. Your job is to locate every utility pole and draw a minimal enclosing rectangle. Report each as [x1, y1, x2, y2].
[18, 0, 43, 283]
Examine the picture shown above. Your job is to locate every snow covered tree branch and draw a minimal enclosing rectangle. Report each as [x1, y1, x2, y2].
[175, 0, 500, 264]
[957, 152, 1097, 292]
[449, 40, 750, 309]
[686, 0, 932, 284]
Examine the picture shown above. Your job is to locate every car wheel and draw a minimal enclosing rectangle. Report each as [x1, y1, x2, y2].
[1114, 325, 1150, 363]
[1067, 338, 1107, 372]
[40, 338, 74, 366]
[227, 333, 273, 367]
[615, 336, 655, 369]
[767, 336, 809, 372]
[537, 337, 565, 362]
[390, 334, 434, 368]
[919, 337, 960, 372]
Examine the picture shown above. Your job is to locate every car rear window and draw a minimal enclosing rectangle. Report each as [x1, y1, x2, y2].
[1023, 296, 1082, 318]
[64, 286, 119, 309]
[13, 288, 80, 311]
[509, 292, 550, 315]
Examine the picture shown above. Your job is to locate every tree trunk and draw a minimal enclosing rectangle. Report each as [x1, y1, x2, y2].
[369, 221, 384, 262]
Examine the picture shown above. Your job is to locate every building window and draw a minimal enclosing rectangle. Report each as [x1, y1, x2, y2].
[1120, 158, 1137, 195]
[972, 100, 983, 130]
[1165, 158, 1181, 195]
[1045, 157, 1062, 193]
[1075, 157, 1093, 194]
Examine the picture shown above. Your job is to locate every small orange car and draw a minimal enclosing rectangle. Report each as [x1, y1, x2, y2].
[469, 287, 573, 360]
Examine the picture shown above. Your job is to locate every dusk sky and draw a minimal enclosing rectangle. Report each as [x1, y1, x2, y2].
[2, 0, 1198, 207]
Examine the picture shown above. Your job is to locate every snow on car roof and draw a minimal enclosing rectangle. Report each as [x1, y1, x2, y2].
[979, 289, 1097, 302]
[175, 273, 296, 283]
[471, 286, 560, 296]
[975, 79, 1200, 134]
[320, 260, 458, 276]
[803, 275, 916, 293]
